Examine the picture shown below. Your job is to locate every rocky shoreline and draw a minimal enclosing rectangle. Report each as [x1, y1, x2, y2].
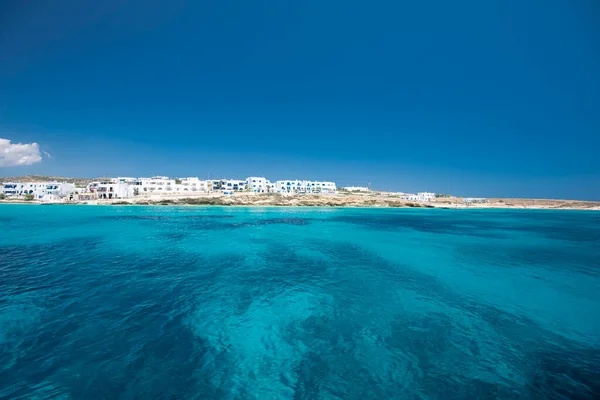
[2, 194, 600, 210]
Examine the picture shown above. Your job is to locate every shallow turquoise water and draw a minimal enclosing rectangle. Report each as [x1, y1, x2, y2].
[1, 205, 599, 399]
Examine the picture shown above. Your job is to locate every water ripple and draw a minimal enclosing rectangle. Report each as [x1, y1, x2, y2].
[1, 206, 599, 399]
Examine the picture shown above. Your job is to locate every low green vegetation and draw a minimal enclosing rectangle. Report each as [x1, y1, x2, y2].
[24, 194, 34, 201]
[0, 193, 5, 200]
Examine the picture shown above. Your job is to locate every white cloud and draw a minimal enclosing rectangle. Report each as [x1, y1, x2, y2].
[0, 138, 43, 167]
[43, 151, 52, 159]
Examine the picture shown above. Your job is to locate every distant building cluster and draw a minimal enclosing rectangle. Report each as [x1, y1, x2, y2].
[0, 182, 76, 201]
[0, 176, 337, 200]
[0, 177, 458, 203]
[399, 192, 436, 202]
[85, 176, 338, 199]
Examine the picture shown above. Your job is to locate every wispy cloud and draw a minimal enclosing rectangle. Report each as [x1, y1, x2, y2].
[0, 137, 43, 167]
[43, 150, 52, 159]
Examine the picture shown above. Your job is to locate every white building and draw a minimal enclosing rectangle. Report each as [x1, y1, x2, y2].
[400, 193, 419, 201]
[397, 192, 435, 202]
[139, 176, 177, 194]
[93, 176, 215, 198]
[246, 177, 272, 193]
[275, 180, 303, 194]
[1, 182, 75, 200]
[207, 179, 245, 193]
[417, 192, 436, 202]
[227, 179, 247, 192]
[342, 186, 370, 192]
[274, 180, 337, 194]
[114, 177, 139, 183]
[96, 181, 134, 199]
[309, 181, 336, 194]
[177, 177, 209, 193]
[1, 182, 19, 196]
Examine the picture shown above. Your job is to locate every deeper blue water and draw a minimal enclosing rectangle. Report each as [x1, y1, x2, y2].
[1, 205, 599, 399]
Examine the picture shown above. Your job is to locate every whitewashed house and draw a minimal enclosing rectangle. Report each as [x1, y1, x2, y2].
[417, 192, 436, 202]
[1, 182, 75, 200]
[222, 179, 247, 192]
[275, 180, 303, 194]
[94, 176, 214, 198]
[246, 177, 272, 193]
[176, 177, 209, 193]
[1, 182, 19, 196]
[309, 181, 336, 194]
[342, 186, 370, 192]
[114, 177, 139, 183]
[208, 179, 246, 193]
[274, 180, 337, 194]
[96, 180, 136, 199]
[41, 183, 76, 200]
[139, 177, 176, 194]
[400, 193, 419, 201]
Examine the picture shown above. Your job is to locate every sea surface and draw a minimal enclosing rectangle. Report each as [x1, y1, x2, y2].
[1, 205, 599, 399]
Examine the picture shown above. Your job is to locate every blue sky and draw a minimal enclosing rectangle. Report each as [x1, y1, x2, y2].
[1, 0, 599, 199]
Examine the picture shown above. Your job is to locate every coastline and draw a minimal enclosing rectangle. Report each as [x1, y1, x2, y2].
[2, 194, 599, 210]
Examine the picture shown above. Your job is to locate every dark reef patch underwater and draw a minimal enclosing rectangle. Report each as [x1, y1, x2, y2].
[1, 205, 599, 399]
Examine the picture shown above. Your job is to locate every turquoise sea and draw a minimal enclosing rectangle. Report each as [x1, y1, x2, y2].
[1, 205, 599, 399]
